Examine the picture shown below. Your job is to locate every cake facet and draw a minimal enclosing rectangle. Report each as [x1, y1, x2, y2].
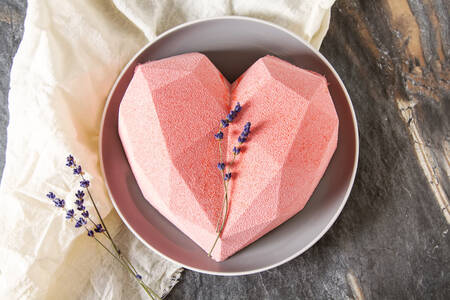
[119, 53, 338, 261]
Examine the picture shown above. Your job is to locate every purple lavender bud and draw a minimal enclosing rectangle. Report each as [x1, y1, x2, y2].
[242, 128, 250, 137]
[73, 165, 82, 175]
[75, 190, 85, 199]
[136, 274, 142, 280]
[53, 198, 65, 208]
[81, 211, 89, 218]
[220, 119, 229, 128]
[224, 173, 231, 181]
[66, 155, 75, 167]
[77, 205, 86, 211]
[94, 224, 104, 233]
[233, 147, 240, 155]
[46, 192, 56, 199]
[226, 112, 235, 122]
[234, 102, 241, 113]
[80, 180, 90, 188]
[238, 122, 251, 143]
[75, 217, 86, 228]
[66, 209, 75, 219]
[74, 199, 84, 206]
[243, 123, 251, 134]
[217, 162, 225, 170]
[87, 230, 94, 237]
[214, 131, 224, 140]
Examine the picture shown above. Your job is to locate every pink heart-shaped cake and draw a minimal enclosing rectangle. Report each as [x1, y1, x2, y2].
[118, 53, 338, 261]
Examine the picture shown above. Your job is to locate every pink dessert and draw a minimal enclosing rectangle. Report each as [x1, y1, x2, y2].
[118, 52, 338, 261]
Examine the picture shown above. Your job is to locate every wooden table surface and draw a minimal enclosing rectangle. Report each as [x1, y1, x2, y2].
[1, 0, 448, 299]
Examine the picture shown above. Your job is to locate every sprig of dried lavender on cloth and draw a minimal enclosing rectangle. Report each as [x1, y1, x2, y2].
[209, 102, 251, 256]
[47, 155, 161, 300]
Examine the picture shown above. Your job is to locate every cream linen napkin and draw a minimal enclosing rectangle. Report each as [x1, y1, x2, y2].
[0, 0, 335, 299]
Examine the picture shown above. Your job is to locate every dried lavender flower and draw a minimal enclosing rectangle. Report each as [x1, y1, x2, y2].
[242, 122, 251, 136]
[75, 190, 85, 199]
[73, 165, 82, 175]
[80, 180, 90, 188]
[214, 131, 224, 140]
[238, 122, 251, 144]
[210, 119, 252, 257]
[75, 217, 87, 228]
[94, 224, 104, 233]
[53, 198, 65, 208]
[66, 209, 74, 219]
[238, 135, 246, 144]
[234, 102, 241, 113]
[66, 155, 75, 167]
[46, 155, 161, 299]
[74, 198, 84, 207]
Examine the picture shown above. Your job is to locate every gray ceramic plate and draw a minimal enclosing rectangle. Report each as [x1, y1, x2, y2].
[100, 16, 358, 275]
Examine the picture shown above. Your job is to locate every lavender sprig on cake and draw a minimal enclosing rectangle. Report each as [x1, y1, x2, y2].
[209, 102, 251, 256]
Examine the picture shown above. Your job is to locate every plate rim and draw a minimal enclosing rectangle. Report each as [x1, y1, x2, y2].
[99, 15, 359, 276]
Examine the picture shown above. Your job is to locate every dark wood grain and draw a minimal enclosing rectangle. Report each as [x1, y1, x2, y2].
[0, 0, 448, 299]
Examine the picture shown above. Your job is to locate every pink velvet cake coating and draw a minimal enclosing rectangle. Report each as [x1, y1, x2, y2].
[118, 52, 338, 261]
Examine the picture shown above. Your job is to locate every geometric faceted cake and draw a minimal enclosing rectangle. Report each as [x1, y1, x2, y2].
[118, 52, 338, 261]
